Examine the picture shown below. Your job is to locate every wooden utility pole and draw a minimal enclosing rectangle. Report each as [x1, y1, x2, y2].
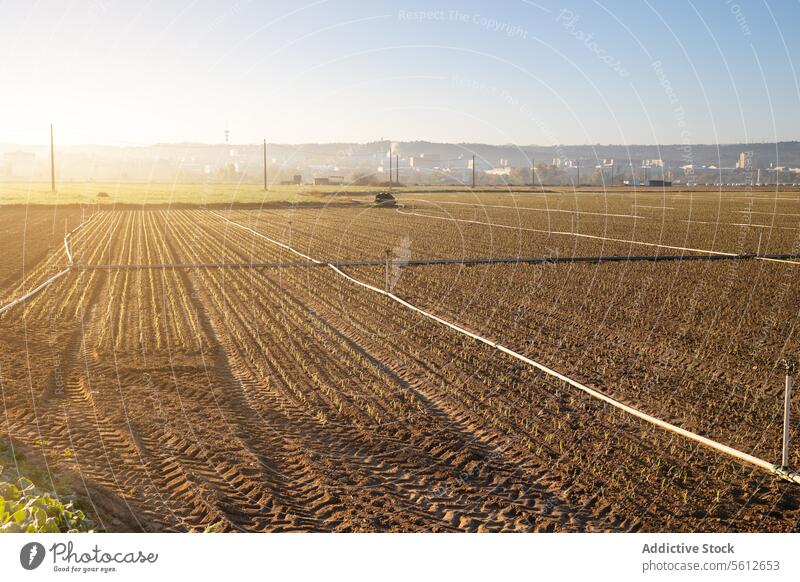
[531, 159, 535, 189]
[576, 161, 580, 187]
[389, 150, 392, 188]
[50, 124, 56, 193]
[471, 155, 476, 188]
[395, 155, 399, 185]
[263, 139, 268, 191]
[610, 164, 614, 186]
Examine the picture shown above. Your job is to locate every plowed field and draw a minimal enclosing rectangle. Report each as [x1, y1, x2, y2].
[2, 190, 800, 531]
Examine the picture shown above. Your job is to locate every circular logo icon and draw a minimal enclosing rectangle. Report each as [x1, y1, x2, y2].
[20, 542, 46, 570]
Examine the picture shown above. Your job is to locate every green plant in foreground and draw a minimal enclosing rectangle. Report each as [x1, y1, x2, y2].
[0, 472, 93, 533]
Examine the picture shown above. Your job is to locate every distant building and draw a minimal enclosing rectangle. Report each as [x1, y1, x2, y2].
[624, 179, 672, 187]
[313, 175, 344, 186]
[486, 167, 511, 176]
[280, 175, 303, 185]
[643, 159, 664, 167]
[735, 151, 750, 169]
[409, 154, 441, 169]
[552, 158, 577, 168]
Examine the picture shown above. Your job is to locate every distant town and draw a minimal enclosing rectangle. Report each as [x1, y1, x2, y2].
[2, 139, 800, 187]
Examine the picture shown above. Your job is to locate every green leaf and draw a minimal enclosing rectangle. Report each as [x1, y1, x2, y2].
[0, 477, 93, 532]
[0, 483, 20, 500]
[12, 508, 28, 524]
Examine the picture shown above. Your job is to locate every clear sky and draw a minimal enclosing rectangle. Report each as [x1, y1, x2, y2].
[1, 0, 798, 146]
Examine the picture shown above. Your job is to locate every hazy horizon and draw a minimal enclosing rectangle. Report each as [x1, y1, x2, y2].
[3, 138, 800, 149]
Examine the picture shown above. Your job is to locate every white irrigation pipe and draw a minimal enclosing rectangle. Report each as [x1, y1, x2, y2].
[0, 268, 71, 316]
[62, 218, 86, 265]
[329, 264, 799, 479]
[730, 223, 799, 231]
[63, 214, 93, 265]
[400, 209, 800, 266]
[398, 208, 739, 257]
[682, 219, 799, 231]
[754, 256, 800, 266]
[64, 234, 74, 265]
[0, 214, 92, 316]
[212, 212, 322, 264]
[406, 198, 646, 219]
[215, 213, 800, 485]
[737, 211, 800, 217]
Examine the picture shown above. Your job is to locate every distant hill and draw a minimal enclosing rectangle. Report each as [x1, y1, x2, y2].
[1, 140, 798, 183]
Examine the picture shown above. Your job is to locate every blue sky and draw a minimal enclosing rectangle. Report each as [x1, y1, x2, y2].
[1, 0, 798, 145]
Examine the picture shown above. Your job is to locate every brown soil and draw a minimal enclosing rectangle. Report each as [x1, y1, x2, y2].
[1, 198, 799, 532]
